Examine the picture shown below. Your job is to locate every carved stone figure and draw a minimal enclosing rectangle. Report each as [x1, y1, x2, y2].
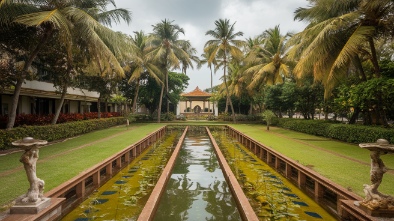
[12, 137, 47, 204]
[359, 139, 394, 211]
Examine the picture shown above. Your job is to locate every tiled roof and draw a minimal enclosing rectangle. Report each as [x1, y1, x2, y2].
[181, 86, 211, 97]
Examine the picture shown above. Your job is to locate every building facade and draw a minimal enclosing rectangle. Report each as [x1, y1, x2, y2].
[0, 80, 117, 116]
[176, 86, 218, 119]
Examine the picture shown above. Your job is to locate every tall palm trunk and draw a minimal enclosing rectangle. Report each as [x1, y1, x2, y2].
[223, 55, 236, 122]
[224, 97, 228, 114]
[158, 84, 164, 123]
[51, 84, 68, 124]
[7, 26, 54, 129]
[166, 68, 169, 114]
[210, 66, 215, 115]
[368, 37, 388, 126]
[132, 79, 140, 113]
[164, 51, 170, 114]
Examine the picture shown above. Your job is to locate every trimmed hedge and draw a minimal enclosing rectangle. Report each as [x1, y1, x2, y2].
[277, 118, 394, 144]
[0, 117, 125, 150]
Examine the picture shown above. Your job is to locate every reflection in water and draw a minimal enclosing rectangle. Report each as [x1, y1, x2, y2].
[154, 132, 241, 221]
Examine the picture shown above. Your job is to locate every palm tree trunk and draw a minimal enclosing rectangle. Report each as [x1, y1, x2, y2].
[6, 25, 54, 129]
[225, 96, 229, 114]
[368, 37, 380, 78]
[210, 67, 215, 115]
[158, 84, 164, 123]
[51, 84, 68, 124]
[165, 58, 170, 114]
[132, 79, 140, 113]
[354, 55, 367, 81]
[223, 58, 236, 122]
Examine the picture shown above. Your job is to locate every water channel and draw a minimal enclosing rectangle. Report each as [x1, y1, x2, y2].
[62, 126, 336, 220]
[153, 129, 241, 220]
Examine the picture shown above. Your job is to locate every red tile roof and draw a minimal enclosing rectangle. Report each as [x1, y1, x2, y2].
[182, 86, 211, 97]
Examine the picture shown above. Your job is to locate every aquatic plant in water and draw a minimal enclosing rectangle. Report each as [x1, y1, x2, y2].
[62, 130, 182, 220]
[212, 130, 302, 221]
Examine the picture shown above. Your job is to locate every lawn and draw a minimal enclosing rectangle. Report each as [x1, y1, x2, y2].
[0, 123, 163, 209]
[229, 124, 394, 197]
[1, 122, 393, 211]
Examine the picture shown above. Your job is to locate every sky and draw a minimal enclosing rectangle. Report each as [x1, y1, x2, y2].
[110, 0, 310, 93]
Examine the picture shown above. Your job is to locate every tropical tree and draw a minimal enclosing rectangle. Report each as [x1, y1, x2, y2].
[289, 0, 394, 125]
[0, 0, 131, 128]
[245, 25, 291, 90]
[200, 47, 219, 114]
[149, 19, 192, 115]
[261, 110, 276, 131]
[179, 40, 200, 74]
[205, 18, 244, 122]
[126, 31, 163, 114]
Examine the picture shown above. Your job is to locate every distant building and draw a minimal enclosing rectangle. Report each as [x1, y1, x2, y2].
[176, 86, 217, 118]
[0, 80, 118, 116]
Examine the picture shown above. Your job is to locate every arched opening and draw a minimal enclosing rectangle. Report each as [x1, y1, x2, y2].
[194, 105, 202, 114]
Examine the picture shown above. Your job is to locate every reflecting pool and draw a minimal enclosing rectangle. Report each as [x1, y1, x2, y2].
[153, 130, 241, 221]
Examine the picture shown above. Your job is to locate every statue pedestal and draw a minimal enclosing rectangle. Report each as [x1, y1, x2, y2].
[10, 198, 51, 214]
[359, 203, 394, 218]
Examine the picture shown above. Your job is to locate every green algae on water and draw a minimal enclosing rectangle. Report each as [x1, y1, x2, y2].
[61, 130, 182, 221]
[211, 129, 337, 221]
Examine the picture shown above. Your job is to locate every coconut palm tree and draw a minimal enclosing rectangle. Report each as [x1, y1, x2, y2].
[205, 18, 244, 122]
[0, 0, 131, 128]
[245, 25, 291, 90]
[289, 0, 393, 125]
[179, 40, 200, 74]
[149, 19, 192, 115]
[127, 31, 163, 114]
[200, 47, 218, 114]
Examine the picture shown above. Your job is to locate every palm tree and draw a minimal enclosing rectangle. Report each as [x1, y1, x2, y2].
[149, 19, 192, 115]
[0, 0, 131, 128]
[200, 48, 218, 114]
[205, 18, 244, 122]
[289, 0, 393, 125]
[245, 25, 291, 90]
[179, 40, 200, 74]
[127, 31, 163, 114]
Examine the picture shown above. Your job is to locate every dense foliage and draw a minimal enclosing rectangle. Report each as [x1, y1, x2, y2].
[0, 117, 125, 150]
[278, 118, 394, 144]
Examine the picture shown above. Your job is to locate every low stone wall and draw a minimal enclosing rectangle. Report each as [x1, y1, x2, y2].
[137, 127, 188, 221]
[226, 125, 379, 221]
[206, 127, 259, 221]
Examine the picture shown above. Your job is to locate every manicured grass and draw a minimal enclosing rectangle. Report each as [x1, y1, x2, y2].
[0, 123, 163, 209]
[229, 124, 394, 197]
[1, 121, 393, 211]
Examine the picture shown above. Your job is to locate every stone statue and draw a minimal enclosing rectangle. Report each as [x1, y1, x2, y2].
[12, 137, 47, 204]
[359, 139, 394, 211]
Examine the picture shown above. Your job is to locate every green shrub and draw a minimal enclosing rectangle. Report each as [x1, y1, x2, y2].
[161, 112, 175, 121]
[0, 117, 125, 150]
[278, 118, 394, 143]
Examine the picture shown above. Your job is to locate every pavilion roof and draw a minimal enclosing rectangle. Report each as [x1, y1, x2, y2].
[181, 86, 211, 97]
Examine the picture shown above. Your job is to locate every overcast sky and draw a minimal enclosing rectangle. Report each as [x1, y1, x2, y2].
[110, 0, 309, 93]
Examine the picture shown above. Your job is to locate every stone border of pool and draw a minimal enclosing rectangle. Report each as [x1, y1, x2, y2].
[137, 126, 189, 221]
[206, 127, 259, 221]
[226, 125, 382, 221]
